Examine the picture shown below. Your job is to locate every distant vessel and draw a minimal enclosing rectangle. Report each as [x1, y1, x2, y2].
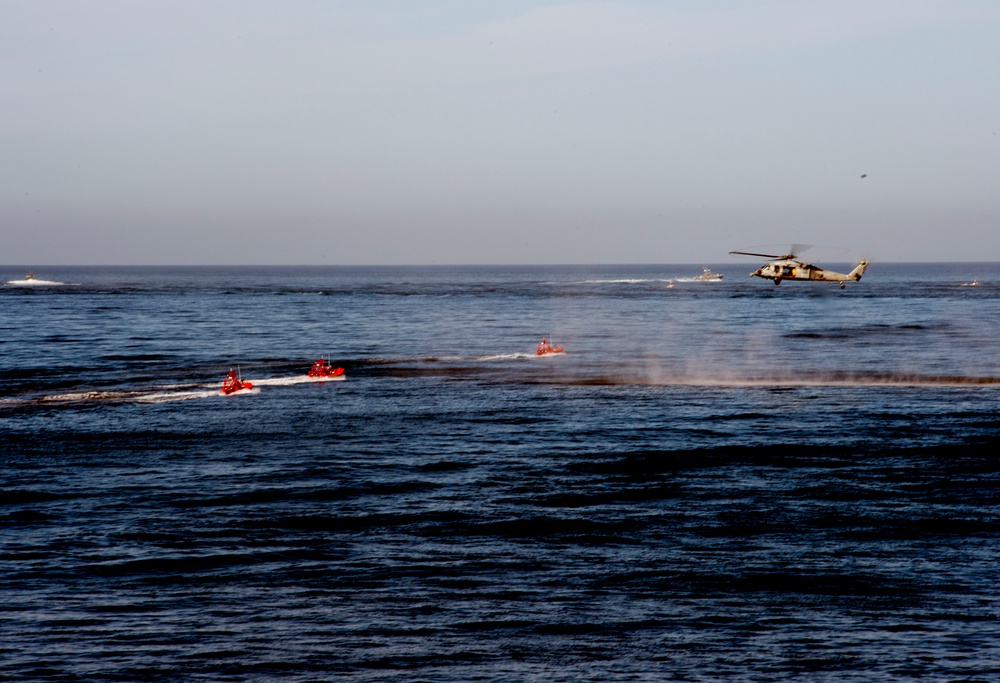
[535, 337, 564, 356]
[6, 271, 62, 286]
[693, 267, 724, 281]
[307, 357, 345, 379]
[220, 368, 254, 395]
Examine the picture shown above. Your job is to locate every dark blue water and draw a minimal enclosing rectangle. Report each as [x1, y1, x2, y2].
[2, 263, 999, 681]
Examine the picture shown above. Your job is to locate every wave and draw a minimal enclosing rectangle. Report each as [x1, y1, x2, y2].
[555, 371, 1000, 387]
[4, 360, 997, 412]
[569, 277, 724, 285]
[574, 278, 674, 284]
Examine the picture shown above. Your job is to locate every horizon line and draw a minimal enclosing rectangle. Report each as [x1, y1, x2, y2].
[2, 260, 997, 269]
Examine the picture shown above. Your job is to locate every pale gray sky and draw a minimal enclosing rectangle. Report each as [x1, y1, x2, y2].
[3, 1, 999, 264]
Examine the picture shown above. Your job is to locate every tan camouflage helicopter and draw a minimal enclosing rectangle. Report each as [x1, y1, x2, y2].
[729, 245, 868, 289]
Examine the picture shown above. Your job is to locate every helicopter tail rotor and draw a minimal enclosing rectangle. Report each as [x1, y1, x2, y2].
[848, 260, 869, 281]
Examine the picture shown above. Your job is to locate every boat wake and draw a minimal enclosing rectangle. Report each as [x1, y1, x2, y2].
[397, 353, 541, 362]
[254, 375, 346, 386]
[216, 386, 262, 396]
[575, 278, 674, 285]
[5, 278, 67, 286]
[136, 389, 223, 403]
[3, 387, 219, 406]
[2, 374, 337, 408]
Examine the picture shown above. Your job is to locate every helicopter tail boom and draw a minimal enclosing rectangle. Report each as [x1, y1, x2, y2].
[847, 260, 868, 281]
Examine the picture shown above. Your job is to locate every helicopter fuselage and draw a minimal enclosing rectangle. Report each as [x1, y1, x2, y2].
[750, 259, 868, 288]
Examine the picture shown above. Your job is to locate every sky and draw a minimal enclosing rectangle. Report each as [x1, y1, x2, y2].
[2, 0, 999, 265]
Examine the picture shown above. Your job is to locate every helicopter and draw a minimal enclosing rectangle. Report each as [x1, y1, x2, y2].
[729, 246, 868, 289]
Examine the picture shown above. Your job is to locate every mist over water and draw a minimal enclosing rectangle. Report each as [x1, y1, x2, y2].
[2, 263, 999, 681]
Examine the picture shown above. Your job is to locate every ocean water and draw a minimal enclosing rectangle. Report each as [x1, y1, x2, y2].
[2, 262, 999, 682]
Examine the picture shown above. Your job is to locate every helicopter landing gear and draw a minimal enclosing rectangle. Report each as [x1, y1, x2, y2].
[773, 278, 781, 285]
[840, 282, 845, 289]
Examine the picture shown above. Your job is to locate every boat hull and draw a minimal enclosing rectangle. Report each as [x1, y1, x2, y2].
[220, 381, 253, 396]
[307, 367, 345, 379]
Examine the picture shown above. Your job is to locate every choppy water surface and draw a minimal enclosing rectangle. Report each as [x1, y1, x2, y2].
[2, 263, 999, 681]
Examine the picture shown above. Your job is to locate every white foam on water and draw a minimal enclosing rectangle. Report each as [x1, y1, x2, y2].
[6, 279, 67, 286]
[31, 378, 279, 405]
[217, 387, 262, 396]
[42, 390, 135, 402]
[576, 278, 674, 285]
[476, 353, 534, 361]
[425, 353, 538, 362]
[136, 389, 221, 403]
[253, 375, 345, 387]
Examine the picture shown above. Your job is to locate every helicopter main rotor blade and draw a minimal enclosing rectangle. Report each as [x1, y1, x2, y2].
[729, 250, 785, 259]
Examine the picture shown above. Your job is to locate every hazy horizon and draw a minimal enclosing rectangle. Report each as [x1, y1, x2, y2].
[5, 259, 998, 270]
[4, 1, 999, 265]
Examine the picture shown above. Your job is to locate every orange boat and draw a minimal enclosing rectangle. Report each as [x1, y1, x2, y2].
[220, 368, 253, 395]
[307, 357, 345, 379]
[535, 337, 564, 356]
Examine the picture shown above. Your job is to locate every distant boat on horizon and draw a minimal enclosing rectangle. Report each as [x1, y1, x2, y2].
[693, 267, 724, 281]
[5, 271, 65, 286]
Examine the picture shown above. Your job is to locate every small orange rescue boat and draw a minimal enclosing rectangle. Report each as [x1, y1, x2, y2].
[307, 356, 345, 379]
[535, 337, 564, 356]
[220, 368, 253, 395]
